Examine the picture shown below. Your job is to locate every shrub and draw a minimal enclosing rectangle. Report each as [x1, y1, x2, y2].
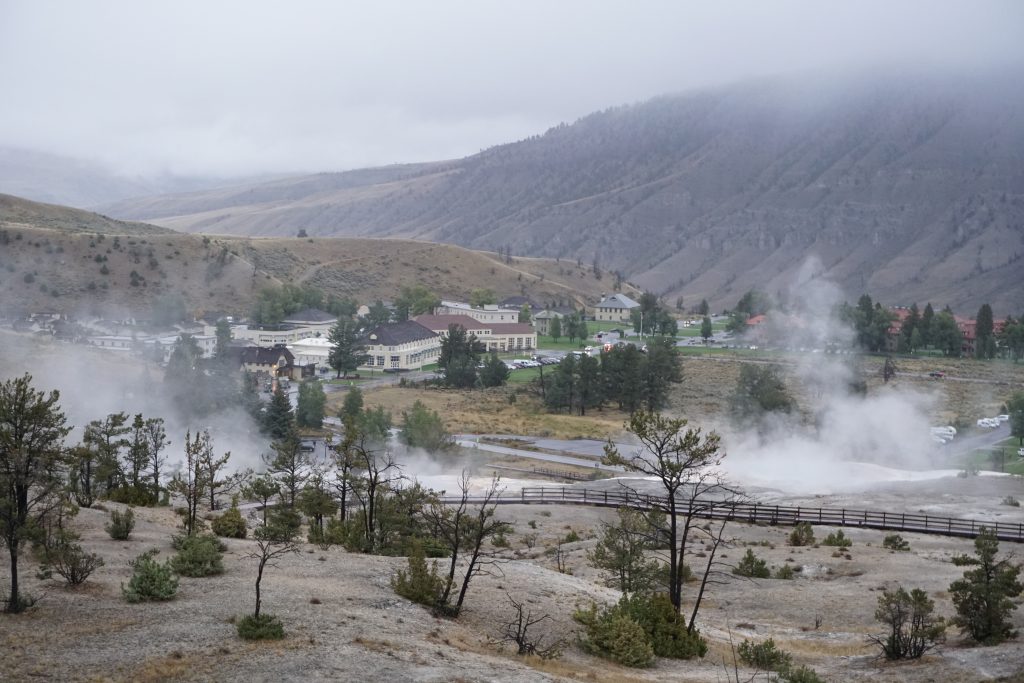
[882, 534, 910, 551]
[788, 523, 815, 547]
[563, 530, 580, 543]
[106, 508, 136, 540]
[1002, 496, 1020, 507]
[37, 534, 104, 586]
[949, 527, 1022, 645]
[391, 541, 443, 608]
[211, 506, 247, 539]
[733, 549, 770, 578]
[106, 485, 154, 506]
[236, 613, 285, 640]
[822, 530, 851, 549]
[781, 665, 826, 683]
[171, 534, 225, 577]
[737, 638, 792, 672]
[871, 586, 945, 659]
[621, 594, 707, 659]
[123, 550, 178, 602]
[492, 531, 510, 548]
[575, 605, 655, 668]
[774, 564, 796, 580]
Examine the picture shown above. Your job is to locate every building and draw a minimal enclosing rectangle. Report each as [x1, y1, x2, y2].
[594, 293, 640, 322]
[288, 337, 333, 374]
[499, 296, 541, 311]
[235, 345, 310, 380]
[281, 308, 337, 333]
[532, 309, 565, 336]
[434, 300, 521, 324]
[413, 314, 536, 353]
[361, 320, 441, 371]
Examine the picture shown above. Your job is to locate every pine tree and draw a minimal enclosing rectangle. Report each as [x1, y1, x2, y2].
[328, 318, 368, 378]
[264, 386, 294, 441]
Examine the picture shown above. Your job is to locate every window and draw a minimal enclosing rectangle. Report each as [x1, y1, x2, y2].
[390, 355, 400, 368]
[376, 355, 385, 366]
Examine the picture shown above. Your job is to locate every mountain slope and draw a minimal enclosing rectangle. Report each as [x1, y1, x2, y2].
[0, 196, 625, 318]
[104, 71, 1024, 313]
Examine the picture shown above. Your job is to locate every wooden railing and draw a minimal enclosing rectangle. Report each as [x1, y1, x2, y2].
[439, 486, 1024, 543]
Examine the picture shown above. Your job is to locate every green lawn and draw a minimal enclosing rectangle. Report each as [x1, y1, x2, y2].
[959, 438, 1024, 475]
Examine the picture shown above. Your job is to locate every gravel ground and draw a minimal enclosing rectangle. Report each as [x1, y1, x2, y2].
[2, 475, 1024, 682]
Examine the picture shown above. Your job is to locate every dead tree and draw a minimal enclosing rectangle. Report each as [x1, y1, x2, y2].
[499, 593, 563, 658]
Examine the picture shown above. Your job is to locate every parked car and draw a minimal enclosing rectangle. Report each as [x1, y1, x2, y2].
[928, 371, 945, 378]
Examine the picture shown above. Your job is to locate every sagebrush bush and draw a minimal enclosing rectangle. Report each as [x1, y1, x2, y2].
[620, 594, 707, 659]
[106, 485, 154, 506]
[37, 535, 104, 586]
[211, 506, 247, 539]
[882, 534, 910, 551]
[822, 530, 852, 549]
[236, 613, 285, 640]
[106, 508, 136, 540]
[737, 638, 792, 671]
[123, 550, 178, 602]
[574, 595, 705, 667]
[733, 549, 770, 578]
[781, 665, 826, 683]
[391, 541, 443, 608]
[575, 606, 655, 668]
[788, 523, 815, 547]
[774, 564, 796, 580]
[171, 534, 224, 577]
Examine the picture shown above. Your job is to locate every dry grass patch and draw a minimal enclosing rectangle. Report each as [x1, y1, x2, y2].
[351, 385, 629, 440]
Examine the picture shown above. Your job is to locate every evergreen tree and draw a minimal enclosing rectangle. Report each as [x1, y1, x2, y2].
[439, 324, 483, 388]
[0, 375, 71, 613]
[932, 312, 963, 357]
[327, 318, 367, 379]
[295, 381, 326, 428]
[400, 400, 454, 452]
[340, 386, 364, 421]
[518, 305, 531, 324]
[698, 299, 710, 316]
[479, 353, 511, 387]
[920, 303, 935, 347]
[730, 364, 795, 425]
[362, 300, 392, 328]
[393, 285, 440, 322]
[700, 316, 712, 342]
[264, 386, 295, 441]
[549, 316, 562, 342]
[949, 528, 1022, 644]
[975, 304, 996, 359]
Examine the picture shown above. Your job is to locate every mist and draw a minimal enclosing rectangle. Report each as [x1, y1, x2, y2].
[2, 1, 1022, 178]
[0, 332, 268, 478]
[722, 258, 944, 494]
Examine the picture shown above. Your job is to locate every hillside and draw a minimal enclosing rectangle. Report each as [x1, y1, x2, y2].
[103, 70, 1024, 314]
[0, 193, 175, 236]
[0, 198, 628, 319]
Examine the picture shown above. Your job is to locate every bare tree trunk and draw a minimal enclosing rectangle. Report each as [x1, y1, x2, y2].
[6, 545, 18, 613]
[688, 521, 727, 633]
[254, 555, 266, 618]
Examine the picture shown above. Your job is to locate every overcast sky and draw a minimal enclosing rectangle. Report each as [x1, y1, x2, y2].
[1, 0, 1022, 178]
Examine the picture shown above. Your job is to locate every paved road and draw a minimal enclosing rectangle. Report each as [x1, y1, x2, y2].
[455, 435, 624, 473]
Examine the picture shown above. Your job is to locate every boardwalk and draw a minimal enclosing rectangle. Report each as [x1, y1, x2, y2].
[440, 486, 1024, 543]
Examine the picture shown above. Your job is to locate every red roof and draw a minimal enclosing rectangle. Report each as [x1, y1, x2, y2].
[414, 314, 534, 336]
[746, 314, 766, 326]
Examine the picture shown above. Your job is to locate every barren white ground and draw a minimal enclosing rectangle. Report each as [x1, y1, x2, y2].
[2, 472, 1023, 683]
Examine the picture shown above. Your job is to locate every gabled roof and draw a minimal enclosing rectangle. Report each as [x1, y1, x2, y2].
[413, 314, 490, 333]
[235, 346, 295, 366]
[598, 293, 640, 309]
[533, 310, 564, 320]
[281, 308, 336, 324]
[364, 320, 437, 347]
[499, 296, 540, 309]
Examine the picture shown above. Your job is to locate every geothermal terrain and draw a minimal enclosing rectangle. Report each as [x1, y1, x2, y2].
[2, 333, 1023, 682]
